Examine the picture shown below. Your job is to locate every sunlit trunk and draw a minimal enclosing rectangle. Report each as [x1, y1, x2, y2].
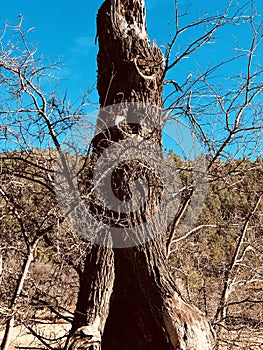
[67, 1, 214, 349]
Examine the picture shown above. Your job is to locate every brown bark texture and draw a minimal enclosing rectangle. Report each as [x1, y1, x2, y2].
[66, 1, 214, 349]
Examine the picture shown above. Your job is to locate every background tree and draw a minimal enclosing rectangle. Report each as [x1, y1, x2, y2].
[0, 20, 88, 350]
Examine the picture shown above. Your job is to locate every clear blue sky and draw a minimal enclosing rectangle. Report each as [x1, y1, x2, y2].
[1, 0, 262, 104]
[1, 0, 262, 158]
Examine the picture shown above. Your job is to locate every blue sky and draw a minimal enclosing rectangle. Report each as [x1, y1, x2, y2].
[1, 0, 262, 104]
[1, 0, 262, 158]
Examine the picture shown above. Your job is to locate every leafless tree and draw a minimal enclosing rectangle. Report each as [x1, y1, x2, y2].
[0, 19, 89, 350]
[66, 1, 261, 349]
[0, 1, 262, 350]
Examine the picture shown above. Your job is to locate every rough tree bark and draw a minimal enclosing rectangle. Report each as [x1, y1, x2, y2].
[66, 1, 214, 349]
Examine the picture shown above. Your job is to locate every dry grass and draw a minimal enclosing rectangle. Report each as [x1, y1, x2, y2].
[0, 322, 71, 349]
[1, 322, 263, 349]
[216, 328, 263, 350]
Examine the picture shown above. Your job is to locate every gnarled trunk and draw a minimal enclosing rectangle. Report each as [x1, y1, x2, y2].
[67, 1, 214, 349]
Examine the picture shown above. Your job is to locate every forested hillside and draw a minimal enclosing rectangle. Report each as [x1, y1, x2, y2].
[1, 149, 262, 348]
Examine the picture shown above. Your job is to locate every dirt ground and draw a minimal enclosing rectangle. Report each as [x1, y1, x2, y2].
[1, 323, 263, 349]
[0, 322, 71, 349]
[217, 328, 263, 350]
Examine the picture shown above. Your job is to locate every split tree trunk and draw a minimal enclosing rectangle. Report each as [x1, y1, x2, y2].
[67, 1, 214, 349]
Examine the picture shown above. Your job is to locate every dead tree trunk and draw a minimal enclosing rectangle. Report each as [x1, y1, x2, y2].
[67, 1, 214, 349]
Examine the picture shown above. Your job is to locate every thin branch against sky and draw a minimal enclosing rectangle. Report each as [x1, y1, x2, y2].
[0, 0, 262, 102]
